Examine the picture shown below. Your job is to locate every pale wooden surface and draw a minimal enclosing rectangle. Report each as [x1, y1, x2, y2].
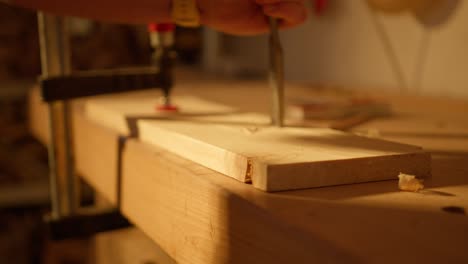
[85, 95, 235, 135]
[86, 94, 430, 192]
[122, 138, 468, 264]
[28, 74, 468, 263]
[122, 139, 357, 264]
[72, 112, 121, 204]
[137, 112, 430, 191]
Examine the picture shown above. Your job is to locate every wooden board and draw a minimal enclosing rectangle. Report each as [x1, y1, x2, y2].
[73, 112, 122, 203]
[85, 94, 235, 135]
[137, 112, 431, 191]
[85, 95, 430, 191]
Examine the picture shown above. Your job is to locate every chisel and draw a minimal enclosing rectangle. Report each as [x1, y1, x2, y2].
[268, 17, 285, 127]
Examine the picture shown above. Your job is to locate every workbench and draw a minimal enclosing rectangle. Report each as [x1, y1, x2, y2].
[28, 71, 468, 263]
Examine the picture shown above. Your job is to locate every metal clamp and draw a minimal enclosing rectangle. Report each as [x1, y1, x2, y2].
[37, 14, 174, 240]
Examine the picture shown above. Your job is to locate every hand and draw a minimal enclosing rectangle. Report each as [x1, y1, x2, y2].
[198, 0, 308, 35]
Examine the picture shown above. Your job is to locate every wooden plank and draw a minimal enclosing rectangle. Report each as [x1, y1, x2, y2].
[138, 113, 431, 191]
[72, 112, 121, 203]
[85, 94, 235, 135]
[352, 114, 468, 153]
[85, 95, 431, 192]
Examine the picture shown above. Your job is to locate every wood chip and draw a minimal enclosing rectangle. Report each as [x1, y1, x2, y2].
[398, 173, 424, 192]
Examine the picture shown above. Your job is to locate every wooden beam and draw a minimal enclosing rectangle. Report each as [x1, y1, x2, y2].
[121, 139, 357, 264]
[72, 112, 121, 203]
[29, 85, 468, 263]
[121, 139, 468, 264]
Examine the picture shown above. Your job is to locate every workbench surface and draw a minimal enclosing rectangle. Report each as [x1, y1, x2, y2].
[29, 71, 468, 263]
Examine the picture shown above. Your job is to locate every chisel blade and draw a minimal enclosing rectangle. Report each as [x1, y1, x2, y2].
[268, 17, 284, 127]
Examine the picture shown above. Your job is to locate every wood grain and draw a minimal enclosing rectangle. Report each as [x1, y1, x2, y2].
[85, 95, 235, 135]
[28, 80, 468, 263]
[94, 228, 175, 264]
[85, 95, 431, 192]
[72, 112, 121, 203]
[122, 139, 468, 264]
[138, 112, 431, 191]
[121, 139, 357, 264]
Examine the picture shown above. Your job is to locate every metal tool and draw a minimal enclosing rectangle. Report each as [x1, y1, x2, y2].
[38, 15, 176, 240]
[41, 67, 171, 102]
[268, 18, 285, 127]
[148, 23, 176, 108]
[37, 13, 75, 219]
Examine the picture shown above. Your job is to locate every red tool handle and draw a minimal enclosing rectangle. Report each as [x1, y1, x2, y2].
[148, 23, 176, 33]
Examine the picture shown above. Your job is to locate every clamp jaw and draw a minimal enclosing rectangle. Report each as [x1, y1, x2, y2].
[40, 22, 175, 103]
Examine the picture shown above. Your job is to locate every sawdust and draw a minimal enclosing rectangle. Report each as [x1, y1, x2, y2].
[398, 173, 424, 192]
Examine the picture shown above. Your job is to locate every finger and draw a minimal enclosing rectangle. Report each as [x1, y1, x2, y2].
[262, 2, 308, 28]
[215, 9, 271, 36]
[255, 0, 304, 5]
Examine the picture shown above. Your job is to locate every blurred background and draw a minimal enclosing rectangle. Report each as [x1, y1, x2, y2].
[0, 0, 466, 263]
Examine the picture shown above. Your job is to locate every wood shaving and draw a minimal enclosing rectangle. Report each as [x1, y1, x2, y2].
[355, 128, 381, 138]
[398, 173, 424, 192]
